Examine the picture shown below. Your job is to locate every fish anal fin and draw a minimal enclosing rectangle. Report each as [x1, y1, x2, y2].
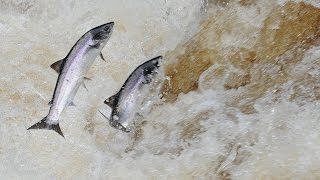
[50, 59, 65, 73]
[27, 117, 64, 138]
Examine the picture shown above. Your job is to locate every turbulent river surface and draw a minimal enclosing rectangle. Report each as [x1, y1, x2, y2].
[1, 0, 320, 179]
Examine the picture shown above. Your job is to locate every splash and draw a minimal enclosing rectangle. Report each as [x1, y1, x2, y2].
[1, 0, 320, 179]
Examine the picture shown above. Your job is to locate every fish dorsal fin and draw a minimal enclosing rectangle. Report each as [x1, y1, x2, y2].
[50, 59, 65, 73]
[104, 92, 119, 108]
[50, 59, 92, 83]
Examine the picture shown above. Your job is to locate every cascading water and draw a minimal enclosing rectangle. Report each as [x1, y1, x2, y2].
[0, 0, 319, 179]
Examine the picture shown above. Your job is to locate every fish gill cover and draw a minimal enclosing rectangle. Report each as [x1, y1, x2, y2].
[0, 0, 319, 179]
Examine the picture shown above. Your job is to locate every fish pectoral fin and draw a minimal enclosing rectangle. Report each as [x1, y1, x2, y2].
[98, 110, 110, 121]
[100, 53, 106, 62]
[104, 92, 119, 108]
[69, 101, 76, 106]
[27, 117, 64, 138]
[50, 59, 65, 73]
[82, 77, 92, 91]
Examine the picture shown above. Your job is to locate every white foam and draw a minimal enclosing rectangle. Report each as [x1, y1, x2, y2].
[1, 0, 320, 179]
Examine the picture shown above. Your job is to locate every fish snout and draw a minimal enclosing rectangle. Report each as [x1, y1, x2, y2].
[92, 22, 115, 41]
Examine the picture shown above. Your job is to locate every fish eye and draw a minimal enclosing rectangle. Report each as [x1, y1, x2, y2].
[104, 22, 114, 32]
[104, 26, 111, 32]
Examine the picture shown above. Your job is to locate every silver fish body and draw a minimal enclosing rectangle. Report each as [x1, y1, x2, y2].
[28, 22, 114, 137]
[102, 56, 162, 132]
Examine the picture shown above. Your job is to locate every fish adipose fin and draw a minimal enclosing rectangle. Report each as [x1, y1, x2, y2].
[27, 117, 64, 138]
[104, 92, 119, 108]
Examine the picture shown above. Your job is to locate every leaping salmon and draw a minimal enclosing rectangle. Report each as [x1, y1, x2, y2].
[27, 22, 114, 137]
[101, 56, 162, 132]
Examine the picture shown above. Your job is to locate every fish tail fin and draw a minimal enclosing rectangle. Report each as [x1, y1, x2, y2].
[27, 117, 64, 138]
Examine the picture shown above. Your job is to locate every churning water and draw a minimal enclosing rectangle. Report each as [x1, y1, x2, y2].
[0, 0, 320, 179]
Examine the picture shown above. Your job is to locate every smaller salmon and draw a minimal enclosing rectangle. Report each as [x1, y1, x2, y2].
[101, 56, 162, 132]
